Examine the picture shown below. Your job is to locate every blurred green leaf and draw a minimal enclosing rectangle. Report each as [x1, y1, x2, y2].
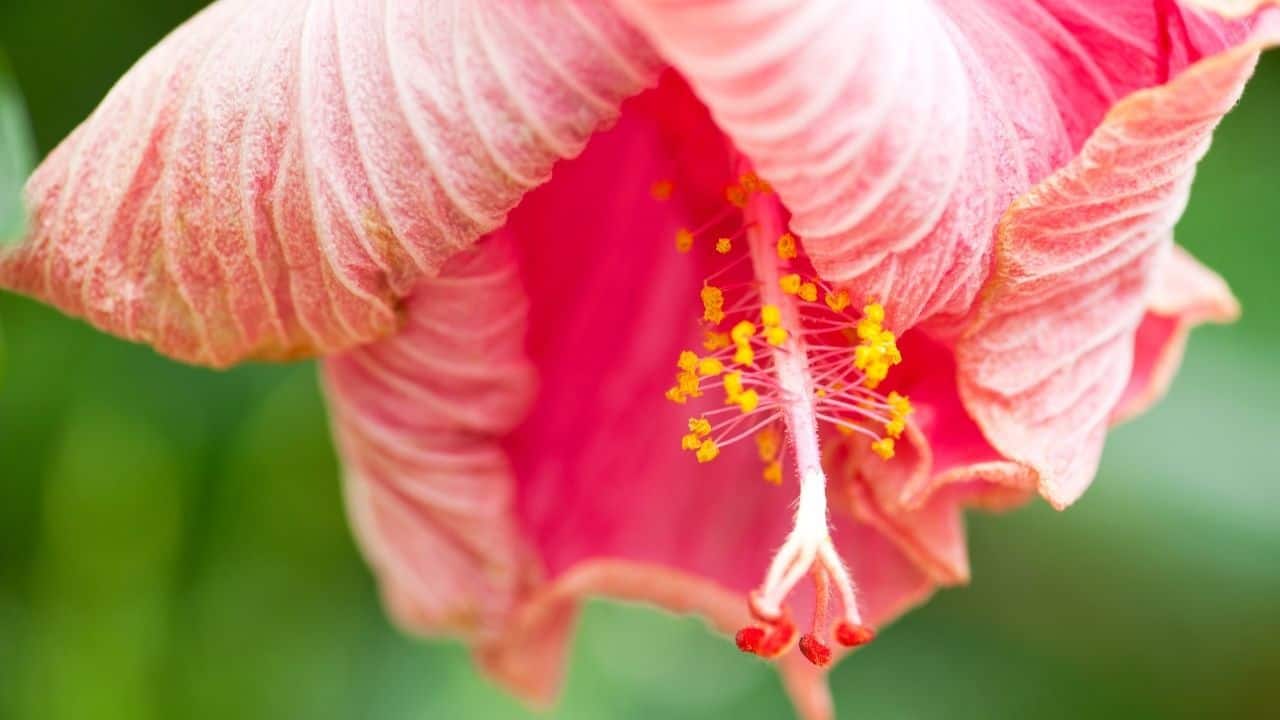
[22, 404, 186, 720]
[0, 49, 34, 245]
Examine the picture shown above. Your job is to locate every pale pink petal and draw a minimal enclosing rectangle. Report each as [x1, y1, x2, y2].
[956, 25, 1278, 509]
[609, 0, 1250, 332]
[889, 334, 1040, 514]
[323, 234, 537, 638]
[0, 0, 659, 366]
[1113, 245, 1240, 423]
[826, 332, 1037, 586]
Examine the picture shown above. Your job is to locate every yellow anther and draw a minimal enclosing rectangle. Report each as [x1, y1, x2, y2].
[864, 303, 886, 324]
[701, 284, 724, 307]
[761, 304, 782, 327]
[798, 282, 818, 303]
[697, 357, 724, 377]
[724, 371, 744, 399]
[703, 331, 730, 351]
[824, 289, 851, 313]
[741, 172, 772, 194]
[681, 433, 702, 451]
[815, 387, 828, 398]
[884, 391, 911, 437]
[651, 179, 674, 201]
[696, 439, 720, 463]
[725, 184, 748, 208]
[780, 274, 802, 295]
[675, 228, 694, 253]
[701, 284, 726, 324]
[853, 344, 873, 370]
[665, 387, 687, 405]
[677, 351, 699, 372]
[867, 359, 890, 380]
[756, 427, 780, 462]
[887, 343, 903, 365]
[776, 233, 797, 261]
[888, 392, 913, 418]
[865, 361, 890, 389]
[885, 418, 906, 439]
[870, 437, 896, 460]
[764, 326, 788, 347]
[848, 302, 902, 388]
[688, 417, 712, 437]
[835, 423, 854, 437]
[733, 343, 755, 366]
[736, 389, 760, 413]
[716, 237, 732, 254]
[762, 460, 783, 485]
[731, 320, 757, 344]
[678, 370, 702, 397]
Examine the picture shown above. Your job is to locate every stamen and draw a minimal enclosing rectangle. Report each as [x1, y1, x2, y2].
[777, 233, 798, 261]
[675, 228, 694, 253]
[651, 179, 674, 201]
[798, 569, 834, 667]
[824, 289, 851, 313]
[735, 626, 766, 654]
[798, 633, 833, 667]
[703, 330, 730, 350]
[834, 620, 876, 648]
[657, 168, 912, 665]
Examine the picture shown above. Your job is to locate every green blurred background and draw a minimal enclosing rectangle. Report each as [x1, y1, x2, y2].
[1, 3, 1278, 718]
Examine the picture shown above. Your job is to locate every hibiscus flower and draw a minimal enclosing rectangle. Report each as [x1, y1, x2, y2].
[1, 1, 1275, 717]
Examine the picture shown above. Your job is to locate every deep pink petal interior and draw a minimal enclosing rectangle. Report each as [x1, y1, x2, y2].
[502, 81, 932, 627]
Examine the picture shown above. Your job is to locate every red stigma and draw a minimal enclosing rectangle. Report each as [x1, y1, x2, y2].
[758, 618, 797, 659]
[798, 633, 832, 667]
[735, 626, 766, 654]
[835, 620, 876, 647]
[737, 616, 797, 660]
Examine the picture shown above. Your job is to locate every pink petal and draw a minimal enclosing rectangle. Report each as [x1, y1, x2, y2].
[1113, 245, 1240, 423]
[956, 24, 1278, 509]
[0, 0, 659, 366]
[609, 0, 1250, 331]
[324, 89, 936, 720]
[829, 332, 1038, 586]
[323, 234, 537, 637]
[890, 334, 1041, 514]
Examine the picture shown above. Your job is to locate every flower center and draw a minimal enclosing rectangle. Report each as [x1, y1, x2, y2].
[659, 173, 912, 666]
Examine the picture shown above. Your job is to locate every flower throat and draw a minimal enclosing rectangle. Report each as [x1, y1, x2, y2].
[658, 172, 912, 667]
